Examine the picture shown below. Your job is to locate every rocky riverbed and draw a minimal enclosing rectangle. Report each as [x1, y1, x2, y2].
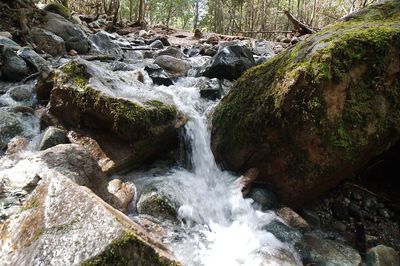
[0, 1, 399, 265]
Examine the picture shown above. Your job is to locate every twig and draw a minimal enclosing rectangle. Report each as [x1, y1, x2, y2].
[122, 47, 159, 51]
[344, 182, 392, 202]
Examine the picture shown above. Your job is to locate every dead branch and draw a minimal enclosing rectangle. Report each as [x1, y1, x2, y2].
[284, 10, 316, 35]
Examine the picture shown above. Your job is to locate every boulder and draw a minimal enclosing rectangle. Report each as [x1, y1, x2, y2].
[1, 47, 29, 81]
[108, 179, 135, 213]
[39, 126, 68, 150]
[203, 44, 255, 81]
[144, 64, 173, 86]
[304, 234, 362, 266]
[89, 31, 123, 59]
[154, 55, 190, 77]
[0, 110, 23, 149]
[43, 3, 71, 19]
[8, 84, 35, 106]
[366, 245, 399, 266]
[253, 39, 275, 57]
[29, 28, 66, 57]
[199, 78, 223, 100]
[44, 12, 89, 54]
[150, 40, 164, 49]
[157, 46, 185, 59]
[17, 48, 49, 72]
[211, 0, 400, 205]
[248, 186, 278, 210]
[48, 59, 183, 172]
[137, 191, 178, 223]
[0, 36, 20, 49]
[0, 171, 179, 265]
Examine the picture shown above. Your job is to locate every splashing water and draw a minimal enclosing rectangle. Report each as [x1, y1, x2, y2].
[127, 76, 301, 266]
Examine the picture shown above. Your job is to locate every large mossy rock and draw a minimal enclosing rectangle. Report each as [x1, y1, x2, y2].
[0, 168, 179, 265]
[211, 0, 400, 206]
[49, 59, 182, 173]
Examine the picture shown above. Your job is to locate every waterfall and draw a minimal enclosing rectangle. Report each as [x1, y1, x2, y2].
[127, 77, 301, 266]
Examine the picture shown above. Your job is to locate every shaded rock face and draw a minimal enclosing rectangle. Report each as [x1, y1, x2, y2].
[89, 31, 123, 59]
[43, 12, 89, 54]
[203, 44, 255, 81]
[28, 28, 66, 57]
[1, 47, 29, 81]
[48, 59, 182, 172]
[39, 126, 68, 150]
[0, 172, 179, 265]
[0, 110, 23, 149]
[211, 1, 400, 206]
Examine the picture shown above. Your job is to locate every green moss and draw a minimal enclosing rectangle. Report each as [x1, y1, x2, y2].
[54, 61, 178, 141]
[81, 230, 178, 266]
[32, 228, 44, 241]
[44, 3, 71, 20]
[20, 200, 39, 211]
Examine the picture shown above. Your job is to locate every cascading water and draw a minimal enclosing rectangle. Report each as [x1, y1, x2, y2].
[126, 77, 301, 266]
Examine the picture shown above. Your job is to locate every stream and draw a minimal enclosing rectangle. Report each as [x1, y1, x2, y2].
[121, 76, 300, 266]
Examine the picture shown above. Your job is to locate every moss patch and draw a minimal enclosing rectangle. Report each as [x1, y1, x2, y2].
[81, 230, 178, 266]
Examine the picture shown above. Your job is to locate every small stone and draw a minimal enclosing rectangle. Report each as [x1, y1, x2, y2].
[194, 29, 202, 39]
[39, 126, 68, 150]
[352, 191, 363, 201]
[108, 179, 135, 213]
[68, 49, 78, 56]
[366, 245, 399, 266]
[6, 136, 29, 155]
[149, 40, 164, 49]
[301, 208, 321, 228]
[207, 34, 220, 45]
[277, 207, 310, 232]
[348, 203, 362, 220]
[0, 32, 12, 39]
[332, 201, 349, 220]
[331, 220, 347, 232]
[378, 208, 390, 218]
[138, 30, 148, 38]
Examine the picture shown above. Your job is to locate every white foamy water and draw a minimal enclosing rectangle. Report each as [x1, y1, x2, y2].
[127, 77, 301, 266]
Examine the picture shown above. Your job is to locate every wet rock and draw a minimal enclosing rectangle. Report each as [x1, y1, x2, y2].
[203, 44, 255, 81]
[144, 64, 173, 86]
[154, 55, 190, 77]
[0, 110, 23, 149]
[124, 50, 144, 61]
[8, 84, 35, 104]
[48, 59, 182, 172]
[0, 172, 179, 265]
[137, 191, 178, 223]
[236, 168, 259, 196]
[203, 48, 217, 57]
[300, 208, 320, 228]
[150, 40, 164, 49]
[89, 31, 123, 58]
[35, 71, 55, 102]
[199, 78, 222, 100]
[0, 36, 20, 49]
[44, 12, 89, 54]
[1, 47, 29, 81]
[0, 32, 12, 39]
[248, 186, 278, 210]
[148, 36, 170, 47]
[304, 233, 362, 266]
[157, 46, 185, 59]
[17, 48, 49, 72]
[108, 179, 135, 213]
[5, 136, 29, 155]
[366, 245, 399, 266]
[39, 126, 68, 150]
[277, 207, 309, 232]
[211, 1, 400, 206]
[28, 28, 66, 57]
[110, 61, 135, 71]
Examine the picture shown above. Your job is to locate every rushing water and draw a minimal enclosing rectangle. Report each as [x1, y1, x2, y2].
[125, 77, 301, 266]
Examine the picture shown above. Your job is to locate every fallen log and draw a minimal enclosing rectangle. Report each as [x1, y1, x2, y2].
[284, 10, 316, 34]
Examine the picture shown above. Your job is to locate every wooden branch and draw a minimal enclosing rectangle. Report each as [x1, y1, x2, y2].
[122, 47, 159, 51]
[81, 55, 117, 61]
[284, 10, 316, 34]
[235, 30, 293, 34]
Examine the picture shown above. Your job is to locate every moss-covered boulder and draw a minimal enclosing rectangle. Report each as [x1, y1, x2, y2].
[0, 168, 179, 265]
[211, 0, 400, 206]
[49, 59, 183, 173]
[43, 3, 71, 20]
